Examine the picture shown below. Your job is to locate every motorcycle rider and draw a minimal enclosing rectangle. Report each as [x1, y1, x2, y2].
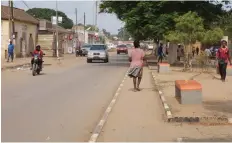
[31, 45, 44, 70]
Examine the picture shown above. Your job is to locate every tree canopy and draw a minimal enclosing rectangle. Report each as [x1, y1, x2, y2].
[85, 24, 99, 32]
[117, 27, 131, 41]
[100, 1, 230, 41]
[26, 8, 73, 29]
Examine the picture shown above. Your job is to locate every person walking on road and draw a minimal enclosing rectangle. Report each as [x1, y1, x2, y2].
[7, 41, 14, 62]
[216, 40, 232, 82]
[158, 43, 164, 63]
[128, 40, 145, 91]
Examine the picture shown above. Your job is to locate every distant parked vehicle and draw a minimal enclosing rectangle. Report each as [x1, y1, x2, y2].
[87, 44, 109, 63]
[107, 43, 115, 49]
[117, 44, 128, 54]
[148, 44, 153, 50]
[81, 44, 92, 56]
[126, 44, 133, 48]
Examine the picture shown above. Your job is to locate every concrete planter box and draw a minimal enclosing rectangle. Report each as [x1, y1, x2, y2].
[158, 63, 170, 73]
[175, 80, 202, 104]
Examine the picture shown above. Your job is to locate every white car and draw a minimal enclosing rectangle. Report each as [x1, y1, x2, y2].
[107, 43, 115, 49]
[87, 44, 109, 63]
[148, 44, 153, 50]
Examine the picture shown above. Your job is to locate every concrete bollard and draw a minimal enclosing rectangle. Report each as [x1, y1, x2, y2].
[158, 63, 170, 73]
[175, 80, 202, 104]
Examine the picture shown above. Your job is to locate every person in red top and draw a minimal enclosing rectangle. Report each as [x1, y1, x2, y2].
[31, 45, 44, 70]
[216, 40, 232, 82]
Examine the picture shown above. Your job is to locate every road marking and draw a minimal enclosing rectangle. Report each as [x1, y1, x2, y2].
[115, 92, 119, 97]
[167, 111, 172, 117]
[88, 69, 129, 142]
[106, 107, 112, 113]
[164, 103, 169, 110]
[161, 96, 166, 102]
[89, 134, 99, 142]
[111, 99, 116, 103]
[98, 120, 105, 126]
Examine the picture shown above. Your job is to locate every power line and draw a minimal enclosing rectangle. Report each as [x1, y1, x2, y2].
[21, 0, 30, 9]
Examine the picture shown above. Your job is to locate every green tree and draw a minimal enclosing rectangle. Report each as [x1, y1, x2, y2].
[218, 10, 232, 38]
[85, 24, 99, 32]
[117, 27, 131, 41]
[102, 29, 111, 38]
[100, 1, 228, 41]
[164, 11, 223, 70]
[26, 8, 73, 29]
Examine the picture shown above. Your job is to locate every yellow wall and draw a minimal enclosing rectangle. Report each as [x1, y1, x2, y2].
[14, 21, 37, 57]
[1, 19, 38, 58]
[1, 20, 9, 59]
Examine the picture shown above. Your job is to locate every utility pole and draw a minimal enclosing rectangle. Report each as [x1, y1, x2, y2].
[94, 1, 98, 44]
[75, 8, 78, 50]
[84, 12, 86, 44]
[55, 0, 59, 58]
[95, 1, 97, 28]
[8, 0, 11, 40]
[75, 8, 77, 35]
[10, 0, 15, 37]
[9, 0, 15, 41]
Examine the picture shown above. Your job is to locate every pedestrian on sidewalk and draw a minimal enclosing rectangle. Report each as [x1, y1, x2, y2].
[158, 43, 164, 63]
[216, 40, 232, 82]
[177, 44, 182, 61]
[192, 47, 195, 57]
[196, 47, 199, 56]
[7, 41, 14, 62]
[128, 40, 145, 91]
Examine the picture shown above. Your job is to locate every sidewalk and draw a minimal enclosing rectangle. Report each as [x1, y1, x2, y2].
[97, 68, 232, 142]
[1, 54, 79, 71]
[153, 69, 232, 121]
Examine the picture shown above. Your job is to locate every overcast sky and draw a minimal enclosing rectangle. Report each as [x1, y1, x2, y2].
[1, 0, 124, 34]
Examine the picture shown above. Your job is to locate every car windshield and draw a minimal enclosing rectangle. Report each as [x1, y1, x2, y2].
[82, 45, 91, 48]
[117, 45, 127, 48]
[90, 45, 106, 50]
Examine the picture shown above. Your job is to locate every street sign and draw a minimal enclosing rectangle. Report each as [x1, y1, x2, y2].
[51, 16, 63, 25]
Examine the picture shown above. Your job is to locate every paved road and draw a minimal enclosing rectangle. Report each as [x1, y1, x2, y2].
[2, 53, 129, 142]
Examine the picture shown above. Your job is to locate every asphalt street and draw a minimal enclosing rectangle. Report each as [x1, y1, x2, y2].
[1, 53, 129, 142]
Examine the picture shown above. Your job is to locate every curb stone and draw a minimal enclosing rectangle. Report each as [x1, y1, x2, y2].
[151, 71, 173, 121]
[1, 63, 31, 71]
[147, 61, 232, 124]
[88, 69, 129, 142]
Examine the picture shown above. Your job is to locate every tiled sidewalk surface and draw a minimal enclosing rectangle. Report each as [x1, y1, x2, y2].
[150, 65, 232, 124]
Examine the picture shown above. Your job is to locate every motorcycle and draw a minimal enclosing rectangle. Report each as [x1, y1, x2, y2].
[31, 52, 45, 76]
[76, 49, 83, 57]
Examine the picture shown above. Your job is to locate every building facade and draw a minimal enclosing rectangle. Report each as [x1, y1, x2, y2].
[1, 5, 39, 59]
[38, 19, 72, 57]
